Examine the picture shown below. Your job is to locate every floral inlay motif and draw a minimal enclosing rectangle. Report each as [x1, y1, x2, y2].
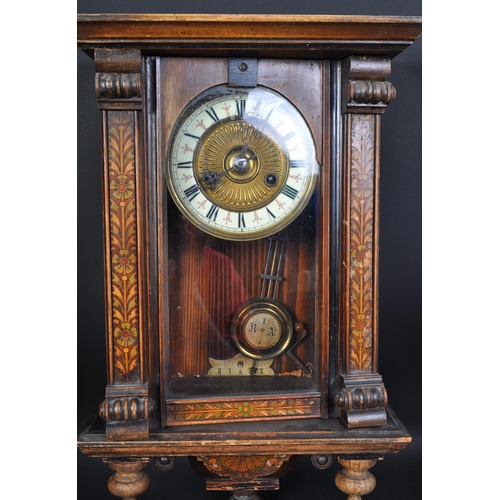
[110, 174, 135, 204]
[107, 111, 140, 382]
[167, 398, 319, 424]
[349, 115, 375, 372]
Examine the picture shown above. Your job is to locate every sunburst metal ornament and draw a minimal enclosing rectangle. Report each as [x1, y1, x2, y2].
[195, 119, 288, 211]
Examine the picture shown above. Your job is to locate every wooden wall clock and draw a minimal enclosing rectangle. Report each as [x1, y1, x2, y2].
[77, 14, 422, 499]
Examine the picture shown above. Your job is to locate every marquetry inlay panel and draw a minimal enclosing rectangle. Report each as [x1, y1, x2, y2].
[166, 397, 320, 425]
[348, 114, 375, 373]
[107, 111, 141, 384]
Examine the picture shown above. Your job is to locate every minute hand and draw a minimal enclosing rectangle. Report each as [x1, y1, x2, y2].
[200, 144, 256, 190]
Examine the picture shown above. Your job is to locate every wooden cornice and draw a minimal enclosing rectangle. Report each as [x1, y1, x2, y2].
[77, 14, 422, 59]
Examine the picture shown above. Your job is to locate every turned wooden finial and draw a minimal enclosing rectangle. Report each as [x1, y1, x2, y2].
[335, 459, 377, 500]
[105, 459, 150, 500]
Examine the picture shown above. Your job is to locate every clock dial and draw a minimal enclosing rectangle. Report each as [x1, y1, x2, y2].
[165, 85, 318, 241]
[232, 298, 294, 360]
[243, 312, 281, 350]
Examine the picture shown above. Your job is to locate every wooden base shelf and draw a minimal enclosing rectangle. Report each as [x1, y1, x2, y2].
[78, 405, 410, 458]
[78, 406, 410, 499]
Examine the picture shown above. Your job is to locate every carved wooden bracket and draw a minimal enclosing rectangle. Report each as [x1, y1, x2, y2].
[99, 395, 151, 423]
[192, 455, 294, 492]
[99, 385, 153, 440]
[96, 72, 142, 100]
[342, 56, 396, 114]
[335, 374, 388, 427]
[94, 49, 142, 110]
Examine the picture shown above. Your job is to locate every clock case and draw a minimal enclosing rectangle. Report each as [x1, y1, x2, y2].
[77, 14, 421, 500]
[160, 59, 325, 427]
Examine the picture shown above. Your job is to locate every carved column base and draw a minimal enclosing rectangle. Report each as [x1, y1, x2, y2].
[105, 459, 150, 500]
[99, 385, 152, 440]
[335, 459, 377, 500]
[335, 374, 388, 428]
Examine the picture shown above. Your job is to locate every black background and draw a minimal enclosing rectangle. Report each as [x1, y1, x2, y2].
[77, 1, 422, 498]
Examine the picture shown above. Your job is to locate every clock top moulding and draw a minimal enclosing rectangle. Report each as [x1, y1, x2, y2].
[77, 13, 421, 500]
[77, 13, 421, 58]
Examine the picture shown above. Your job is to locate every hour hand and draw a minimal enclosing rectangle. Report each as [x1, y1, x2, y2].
[240, 142, 249, 157]
[199, 170, 222, 191]
[199, 143, 256, 190]
[237, 143, 257, 162]
[199, 168, 235, 191]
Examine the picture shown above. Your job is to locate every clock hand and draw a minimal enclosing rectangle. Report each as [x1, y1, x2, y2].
[240, 142, 249, 157]
[256, 323, 266, 346]
[199, 166, 236, 190]
[239, 143, 257, 161]
[233, 143, 257, 171]
[200, 143, 256, 190]
[199, 170, 222, 190]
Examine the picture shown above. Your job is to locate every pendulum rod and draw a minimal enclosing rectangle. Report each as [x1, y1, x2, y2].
[272, 240, 285, 300]
[260, 236, 286, 299]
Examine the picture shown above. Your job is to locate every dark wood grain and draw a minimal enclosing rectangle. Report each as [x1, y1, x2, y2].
[77, 14, 422, 60]
[78, 13, 421, 498]
[77, 14, 422, 42]
[78, 405, 411, 458]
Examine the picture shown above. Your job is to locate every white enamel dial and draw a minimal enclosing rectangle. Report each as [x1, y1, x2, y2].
[165, 85, 318, 241]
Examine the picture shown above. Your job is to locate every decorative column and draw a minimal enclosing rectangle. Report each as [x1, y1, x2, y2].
[336, 56, 396, 428]
[93, 49, 151, 440]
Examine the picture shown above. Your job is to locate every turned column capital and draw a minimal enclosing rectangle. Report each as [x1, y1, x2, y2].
[94, 49, 143, 109]
[341, 56, 396, 114]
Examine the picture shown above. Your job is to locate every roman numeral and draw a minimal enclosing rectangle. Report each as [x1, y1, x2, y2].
[282, 184, 299, 200]
[207, 204, 219, 222]
[238, 213, 246, 228]
[265, 108, 274, 121]
[184, 184, 200, 201]
[185, 132, 201, 141]
[176, 161, 193, 168]
[290, 160, 305, 168]
[283, 131, 297, 142]
[266, 207, 276, 219]
[235, 99, 246, 115]
[206, 107, 220, 123]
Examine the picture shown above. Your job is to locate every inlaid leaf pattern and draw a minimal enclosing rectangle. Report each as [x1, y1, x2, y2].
[167, 398, 319, 424]
[349, 115, 375, 372]
[107, 111, 140, 383]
